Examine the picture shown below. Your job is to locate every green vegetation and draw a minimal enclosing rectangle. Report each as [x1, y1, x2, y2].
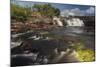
[11, 4, 31, 22]
[11, 3, 60, 22]
[70, 42, 95, 62]
[33, 4, 60, 17]
[77, 49, 95, 62]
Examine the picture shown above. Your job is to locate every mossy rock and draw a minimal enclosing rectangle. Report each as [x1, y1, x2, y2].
[76, 49, 95, 62]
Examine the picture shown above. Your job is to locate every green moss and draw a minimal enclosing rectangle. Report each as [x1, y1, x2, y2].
[77, 49, 95, 62]
[69, 42, 95, 62]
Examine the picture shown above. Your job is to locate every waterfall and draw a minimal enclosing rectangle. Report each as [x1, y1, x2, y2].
[66, 18, 84, 26]
[53, 17, 63, 26]
[53, 17, 84, 27]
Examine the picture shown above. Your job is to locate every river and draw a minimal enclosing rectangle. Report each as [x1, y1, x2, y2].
[11, 26, 95, 66]
[50, 26, 95, 50]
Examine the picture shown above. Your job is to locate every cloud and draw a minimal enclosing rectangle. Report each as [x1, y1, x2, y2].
[61, 7, 95, 17]
[86, 7, 95, 14]
[60, 8, 84, 17]
[61, 10, 75, 17]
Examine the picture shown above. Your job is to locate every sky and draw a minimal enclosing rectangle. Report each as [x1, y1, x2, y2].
[11, 0, 95, 16]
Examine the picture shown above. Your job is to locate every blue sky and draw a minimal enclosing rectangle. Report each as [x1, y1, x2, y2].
[11, 0, 95, 16]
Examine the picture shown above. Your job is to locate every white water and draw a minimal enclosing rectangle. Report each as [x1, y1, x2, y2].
[66, 18, 84, 26]
[53, 17, 63, 26]
[53, 17, 84, 27]
[11, 41, 22, 48]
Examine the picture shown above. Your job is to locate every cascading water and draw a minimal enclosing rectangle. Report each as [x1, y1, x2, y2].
[65, 18, 84, 27]
[53, 17, 84, 27]
[53, 17, 63, 26]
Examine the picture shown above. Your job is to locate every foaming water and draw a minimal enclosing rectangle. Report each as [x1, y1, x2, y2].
[66, 18, 84, 26]
[53, 17, 84, 27]
[53, 17, 63, 26]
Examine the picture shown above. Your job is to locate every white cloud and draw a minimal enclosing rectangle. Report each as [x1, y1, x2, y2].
[61, 8, 84, 17]
[61, 10, 75, 17]
[60, 7, 95, 17]
[70, 8, 84, 16]
[86, 7, 95, 14]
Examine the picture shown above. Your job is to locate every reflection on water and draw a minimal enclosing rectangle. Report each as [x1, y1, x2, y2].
[51, 26, 95, 50]
[51, 26, 94, 36]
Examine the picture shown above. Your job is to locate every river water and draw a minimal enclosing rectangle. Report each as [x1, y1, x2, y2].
[50, 26, 95, 50]
[11, 26, 95, 66]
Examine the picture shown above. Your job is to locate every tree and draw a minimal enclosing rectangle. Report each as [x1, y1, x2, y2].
[11, 4, 31, 22]
[33, 4, 60, 17]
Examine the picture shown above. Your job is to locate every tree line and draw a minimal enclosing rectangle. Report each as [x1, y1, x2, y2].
[11, 3, 60, 22]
